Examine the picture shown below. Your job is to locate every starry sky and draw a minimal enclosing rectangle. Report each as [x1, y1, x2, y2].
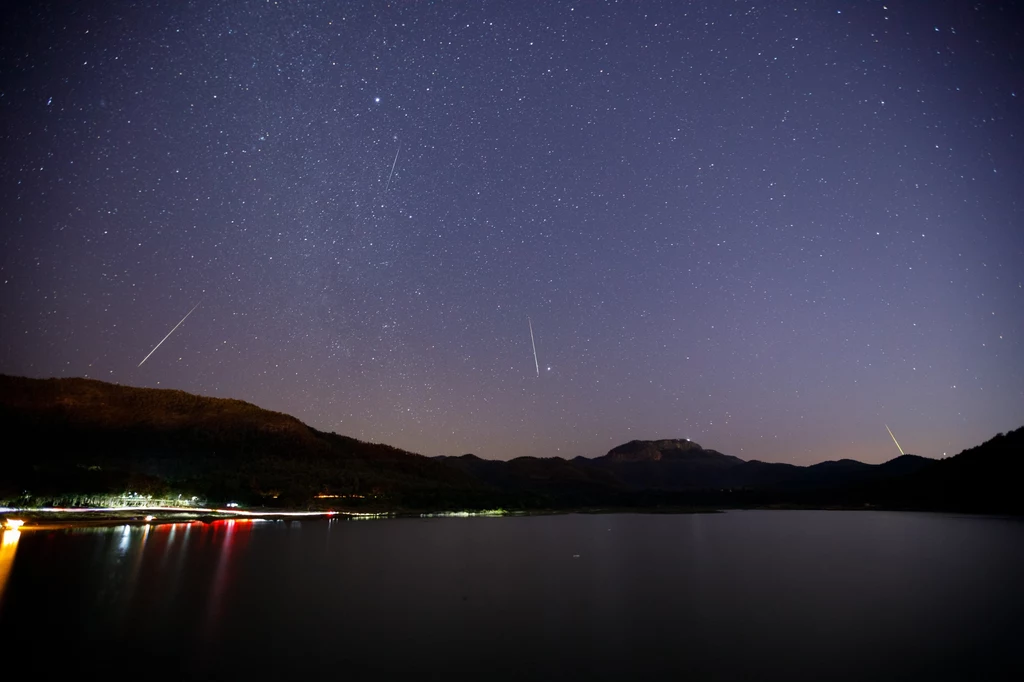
[2, 1, 1022, 464]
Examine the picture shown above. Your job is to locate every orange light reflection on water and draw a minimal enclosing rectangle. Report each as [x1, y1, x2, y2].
[0, 529, 21, 604]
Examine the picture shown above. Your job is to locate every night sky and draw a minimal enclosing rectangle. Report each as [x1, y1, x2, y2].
[2, 1, 1022, 463]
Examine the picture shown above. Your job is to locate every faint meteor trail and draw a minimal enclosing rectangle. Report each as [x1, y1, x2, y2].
[384, 145, 400, 193]
[885, 424, 906, 456]
[528, 317, 539, 377]
[138, 302, 201, 367]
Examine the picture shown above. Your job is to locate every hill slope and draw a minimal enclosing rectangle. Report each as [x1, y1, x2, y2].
[0, 375, 483, 507]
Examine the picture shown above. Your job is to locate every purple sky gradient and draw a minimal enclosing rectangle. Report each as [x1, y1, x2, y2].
[2, 1, 1021, 462]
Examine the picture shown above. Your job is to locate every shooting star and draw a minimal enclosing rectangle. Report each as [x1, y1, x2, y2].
[885, 424, 906, 456]
[384, 145, 400, 193]
[138, 302, 201, 367]
[528, 317, 539, 378]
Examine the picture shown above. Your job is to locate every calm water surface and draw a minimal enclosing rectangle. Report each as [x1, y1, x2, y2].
[2, 511, 1022, 680]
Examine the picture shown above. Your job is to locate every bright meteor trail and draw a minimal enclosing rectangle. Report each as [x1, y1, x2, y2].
[885, 424, 906, 456]
[138, 302, 200, 367]
[528, 317, 539, 378]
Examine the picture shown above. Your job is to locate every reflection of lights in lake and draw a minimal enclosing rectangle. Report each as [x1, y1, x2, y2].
[3, 519, 24, 530]
[203, 518, 253, 635]
[119, 525, 131, 553]
[0, 529, 21, 603]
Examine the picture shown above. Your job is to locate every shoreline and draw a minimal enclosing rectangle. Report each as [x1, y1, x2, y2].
[0, 507, 351, 531]
[6, 503, 1015, 531]
[2, 506, 720, 530]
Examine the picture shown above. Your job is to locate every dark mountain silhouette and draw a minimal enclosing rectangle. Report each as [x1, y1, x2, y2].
[1, 375, 1020, 513]
[599, 439, 739, 464]
[864, 429, 1024, 514]
[579, 439, 745, 491]
[0, 374, 483, 508]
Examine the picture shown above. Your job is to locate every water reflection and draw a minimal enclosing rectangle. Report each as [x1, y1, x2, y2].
[2, 513, 1022, 681]
[117, 524, 132, 554]
[0, 519, 258, 638]
[0, 529, 21, 603]
[120, 523, 151, 614]
[155, 522, 193, 617]
[204, 519, 252, 634]
[89, 519, 256, 635]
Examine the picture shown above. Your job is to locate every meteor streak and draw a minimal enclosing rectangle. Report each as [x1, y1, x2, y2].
[138, 302, 200, 367]
[385, 145, 400, 193]
[528, 317, 539, 377]
[885, 424, 905, 456]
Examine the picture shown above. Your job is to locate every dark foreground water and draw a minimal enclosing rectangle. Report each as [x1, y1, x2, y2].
[1, 511, 1022, 680]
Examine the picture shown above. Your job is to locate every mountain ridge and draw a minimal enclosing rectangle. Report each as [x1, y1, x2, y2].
[1, 374, 1020, 513]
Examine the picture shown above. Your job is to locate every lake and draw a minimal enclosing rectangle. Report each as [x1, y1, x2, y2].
[1, 511, 1022, 680]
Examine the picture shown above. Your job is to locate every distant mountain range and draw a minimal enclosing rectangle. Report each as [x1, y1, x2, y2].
[1, 375, 1021, 514]
[437, 440, 937, 498]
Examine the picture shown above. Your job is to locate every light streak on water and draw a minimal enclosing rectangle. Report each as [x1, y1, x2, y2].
[0, 529, 21, 603]
[118, 524, 132, 554]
